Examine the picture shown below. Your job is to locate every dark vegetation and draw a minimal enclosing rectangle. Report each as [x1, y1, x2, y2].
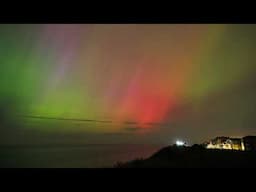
[114, 144, 256, 168]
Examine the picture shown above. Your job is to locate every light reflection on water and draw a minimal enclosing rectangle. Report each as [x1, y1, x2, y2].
[0, 144, 162, 168]
[0, 118, 164, 167]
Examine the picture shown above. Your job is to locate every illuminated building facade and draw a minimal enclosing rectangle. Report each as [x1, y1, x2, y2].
[206, 137, 244, 150]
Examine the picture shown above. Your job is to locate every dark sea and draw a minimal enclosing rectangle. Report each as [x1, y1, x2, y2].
[0, 144, 163, 168]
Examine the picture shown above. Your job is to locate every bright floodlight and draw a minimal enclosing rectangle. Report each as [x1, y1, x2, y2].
[176, 140, 185, 146]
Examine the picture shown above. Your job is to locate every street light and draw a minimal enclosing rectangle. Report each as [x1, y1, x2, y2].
[176, 140, 185, 146]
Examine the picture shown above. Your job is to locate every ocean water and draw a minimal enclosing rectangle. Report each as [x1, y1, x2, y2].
[0, 144, 163, 168]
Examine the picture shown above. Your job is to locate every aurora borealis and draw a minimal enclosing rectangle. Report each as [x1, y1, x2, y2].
[1, 24, 256, 145]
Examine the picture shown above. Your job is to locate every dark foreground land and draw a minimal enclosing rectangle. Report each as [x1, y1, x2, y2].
[115, 145, 256, 168]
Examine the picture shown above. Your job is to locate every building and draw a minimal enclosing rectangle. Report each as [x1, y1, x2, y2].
[206, 137, 232, 150]
[206, 136, 243, 150]
[230, 138, 243, 150]
[242, 136, 256, 151]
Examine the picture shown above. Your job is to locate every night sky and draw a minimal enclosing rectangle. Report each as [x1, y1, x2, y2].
[1, 24, 256, 146]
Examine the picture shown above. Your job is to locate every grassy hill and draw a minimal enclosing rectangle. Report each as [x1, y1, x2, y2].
[114, 145, 256, 168]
